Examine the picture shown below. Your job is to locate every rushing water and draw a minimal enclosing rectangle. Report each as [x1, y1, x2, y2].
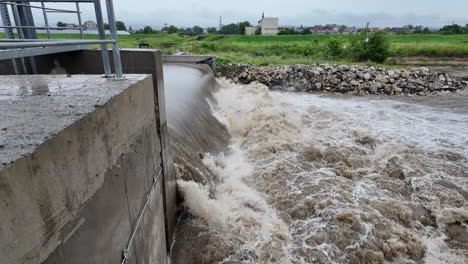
[167, 64, 468, 264]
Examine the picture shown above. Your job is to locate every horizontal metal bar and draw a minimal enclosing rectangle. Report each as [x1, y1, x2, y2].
[0, 38, 79, 42]
[2, 2, 80, 13]
[45, 10, 78, 13]
[0, 45, 88, 60]
[0, 26, 84, 30]
[0, 1, 94, 3]
[0, 39, 114, 49]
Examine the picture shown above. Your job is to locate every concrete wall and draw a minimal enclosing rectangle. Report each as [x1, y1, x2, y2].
[245, 26, 259, 35]
[259, 17, 279, 35]
[0, 49, 177, 243]
[0, 49, 178, 263]
[0, 74, 169, 263]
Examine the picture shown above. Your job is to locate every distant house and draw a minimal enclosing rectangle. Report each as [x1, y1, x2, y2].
[310, 29, 338, 34]
[84, 20, 97, 29]
[245, 13, 279, 35]
[65, 23, 78, 28]
[384, 27, 411, 35]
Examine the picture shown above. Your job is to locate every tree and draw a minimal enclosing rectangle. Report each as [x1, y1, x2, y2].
[255, 27, 261, 35]
[179, 27, 194, 35]
[167, 25, 178, 34]
[239, 21, 251, 35]
[192, 26, 204, 35]
[349, 30, 390, 63]
[338, 25, 347, 34]
[326, 37, 344, 57]
[57, 21, 66, 27]
[142, 26, 156, 34]
[413, 25, 424, 34]
[301, 28, 311, 35]
[116, 21, 126, 31]
[278, 28, 296, 35]
[207, 27, 217, 34]
[104, 23, 110, 30]
[220, 23, 240, 35]
[439, 24, 468, 35]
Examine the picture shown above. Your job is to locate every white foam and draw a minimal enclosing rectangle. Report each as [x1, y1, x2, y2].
[178, 79, 468, 263]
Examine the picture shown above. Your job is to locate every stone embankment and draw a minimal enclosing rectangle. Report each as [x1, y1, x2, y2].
[218, 63, 467, 95]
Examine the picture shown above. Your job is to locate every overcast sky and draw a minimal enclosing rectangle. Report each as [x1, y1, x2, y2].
[21, 0, 468, 29]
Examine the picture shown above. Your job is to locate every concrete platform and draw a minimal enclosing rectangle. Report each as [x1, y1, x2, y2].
[0, 75, 144, 167]
[0, 74, 169, 263]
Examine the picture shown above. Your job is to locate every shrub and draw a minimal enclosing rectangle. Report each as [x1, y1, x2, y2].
[349, 31, 390, 63]
[278, 28, 296, 35]
[326, 37, 344, 57]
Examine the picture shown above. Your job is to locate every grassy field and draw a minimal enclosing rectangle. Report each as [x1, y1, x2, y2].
[2, 33, 467, 66]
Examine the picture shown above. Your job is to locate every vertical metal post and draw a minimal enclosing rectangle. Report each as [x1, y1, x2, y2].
[17, 2, 38, 74]
[76, 2, 84, 39]
[93, 0, 112, 77]
[11, 4, 25, 39]
[105, 0, 123, 79]
[41, 2, 51, 39]
[0, 3, 22, 74]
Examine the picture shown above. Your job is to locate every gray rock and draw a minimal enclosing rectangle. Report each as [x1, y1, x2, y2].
[218, 63, 466, 96]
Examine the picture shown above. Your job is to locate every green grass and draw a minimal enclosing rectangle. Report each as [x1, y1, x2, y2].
[2, 33, 467, 66]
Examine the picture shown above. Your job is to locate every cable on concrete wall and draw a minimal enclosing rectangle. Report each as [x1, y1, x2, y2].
[121, 168, 162, 264]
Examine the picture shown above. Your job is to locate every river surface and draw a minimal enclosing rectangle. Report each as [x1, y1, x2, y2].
[166, 64, 468, 264]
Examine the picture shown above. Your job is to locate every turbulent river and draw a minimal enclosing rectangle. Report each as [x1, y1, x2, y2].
[165, 64, 468, 264]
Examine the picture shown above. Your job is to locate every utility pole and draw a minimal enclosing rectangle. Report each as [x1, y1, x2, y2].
[219, 16, 222, 30]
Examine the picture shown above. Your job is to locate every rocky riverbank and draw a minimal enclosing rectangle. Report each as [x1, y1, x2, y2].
[217, 63, 467, 95]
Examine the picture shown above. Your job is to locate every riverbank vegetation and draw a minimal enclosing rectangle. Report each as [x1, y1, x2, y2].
[1, 32, 467, 67]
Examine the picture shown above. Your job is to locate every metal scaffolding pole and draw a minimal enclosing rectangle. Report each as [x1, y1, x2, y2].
[0, 3, 22, 74]
[40, 2, 51, 39]
[17, 1, 38, 73]
[0, 0, 124, 79]
[105, 0, 123, 79]
[76, 2, 84, 39]
[93, 0, 112, 77]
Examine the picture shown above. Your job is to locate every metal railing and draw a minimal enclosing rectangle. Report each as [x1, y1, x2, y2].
[0, 0, 124, 79]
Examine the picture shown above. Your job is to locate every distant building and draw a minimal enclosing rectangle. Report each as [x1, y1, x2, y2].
[310, 29, 338, 34]
[245, 26, 258, 35]
[384, 27, 411, 35]
[65, 23, 78, 28]
[245, 13, 279, 35]
[84, 20, 97, 29]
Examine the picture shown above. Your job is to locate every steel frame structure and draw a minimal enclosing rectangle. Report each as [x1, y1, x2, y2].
[0, 0, 123, 79]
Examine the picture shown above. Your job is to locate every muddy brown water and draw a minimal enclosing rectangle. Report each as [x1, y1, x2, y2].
[164, 64, 468, 264]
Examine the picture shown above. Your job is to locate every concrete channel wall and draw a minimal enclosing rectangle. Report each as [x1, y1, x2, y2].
[0, 49, 188, 263]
